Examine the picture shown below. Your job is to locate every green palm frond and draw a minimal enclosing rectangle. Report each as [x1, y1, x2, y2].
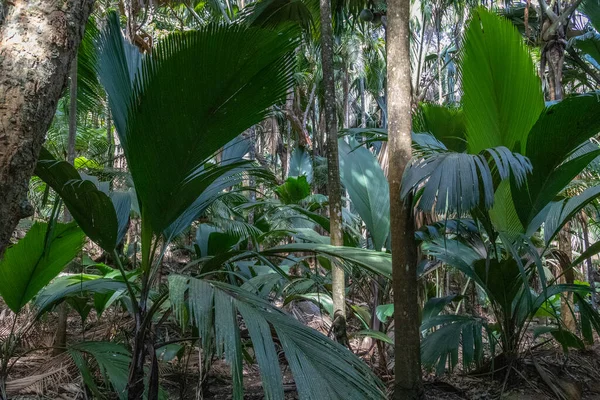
[168, 276, 386, 400]
[581, 0, 600, 31]
[96, 12, 300, 235]
[544, 186, 600, 244]
[569, 31, 600, 71]
[69, 341, 130, 399]
[35, 275, 129, 316]
[402, 143, 531, 215]
[338, 138, 389, 250]
[421, 314, 486, 374]
[263, 243, 392, 278]
[413, 103, 466, 152]
[35, 147, 119, 251]
[512, 94, 600, 229]
[288, 146, 313, 183]
[461, 7, 544, 154]
[77, 17, 104, 115]
[243, 0, 316, 31]
[96, 13, 143, 148]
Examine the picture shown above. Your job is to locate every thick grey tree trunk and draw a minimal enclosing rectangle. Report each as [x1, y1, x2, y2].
[0, 0, 93, 258]
[387, 0, 424, 396]
[319, 0, 348, 346]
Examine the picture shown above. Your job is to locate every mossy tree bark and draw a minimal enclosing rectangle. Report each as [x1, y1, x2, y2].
[0, 0, 93, 258]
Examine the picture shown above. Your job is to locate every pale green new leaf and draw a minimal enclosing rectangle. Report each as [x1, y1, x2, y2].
[289, 146, 313, 183]
[352, 329, 394, 345]
[462, 7, 544, 154]
[338, 139, 390, 250]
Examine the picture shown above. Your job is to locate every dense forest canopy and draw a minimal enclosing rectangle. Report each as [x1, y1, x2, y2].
[1, 0, 600, 399]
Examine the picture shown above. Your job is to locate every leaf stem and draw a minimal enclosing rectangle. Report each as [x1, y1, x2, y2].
[112, 249, 140, 317]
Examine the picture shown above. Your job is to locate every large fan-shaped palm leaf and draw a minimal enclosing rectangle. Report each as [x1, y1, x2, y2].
[96, 13, 300, 236]
[461, 8, 544, 154]
[408, 9, 600, 234]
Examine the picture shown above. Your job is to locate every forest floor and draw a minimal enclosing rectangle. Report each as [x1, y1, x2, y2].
[193, 344, 600, 399]
[3, 298, 600, 399]
[7, 329, 600, 399]
[161, 343, 600, 399]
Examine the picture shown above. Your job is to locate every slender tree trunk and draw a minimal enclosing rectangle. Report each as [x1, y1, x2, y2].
[387, 0, 423, 396]
[53, 56, 79, 356]
[106, 96, 114, 168]
[343, 63, 350, 129]
[559, 223, 576, 331]
[542, 3, 575, 330]
[319, 0, 348, 346]
[435, 10, 444, 105]
[413, 9, 426, 98]
[360, 77, 367, 128]
[67, 57, 78, 166]
[0, 0, 93, 258]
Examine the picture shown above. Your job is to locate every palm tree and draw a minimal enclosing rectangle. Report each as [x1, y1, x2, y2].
[403, 7, 600, 374]
[32, 12, 389, 399]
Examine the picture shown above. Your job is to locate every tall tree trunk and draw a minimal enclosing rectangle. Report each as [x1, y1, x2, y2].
[319, 0, 348, 346]
[435, 8, 444, 105]
[387, 0, 423, 396]
[360, 77, 367, 128]
[53, 56, 79, 356]
[66, 57, 78, 166]
[582, 215, 597, 309]
[559, 223, 576, 332]
[0, 0, 93, 258]
[106, 96, 114, 169]
[343, 63, 350, 129]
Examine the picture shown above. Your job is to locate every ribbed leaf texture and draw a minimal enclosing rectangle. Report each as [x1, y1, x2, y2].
[512, 94, 600, 229]
[97, 13, 300, 234]
[462, 7, 544, 154]
[402, 143, 531, 215]
[168, 276, 386, 400]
